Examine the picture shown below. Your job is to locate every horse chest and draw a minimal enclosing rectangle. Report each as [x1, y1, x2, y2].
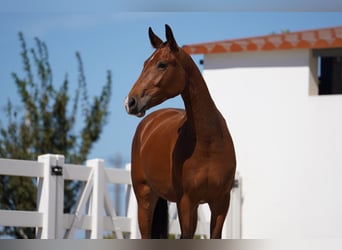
[180, 156, 231, 194]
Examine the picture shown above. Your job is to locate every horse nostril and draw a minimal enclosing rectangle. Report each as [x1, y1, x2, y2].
[128, 96, 137, 109]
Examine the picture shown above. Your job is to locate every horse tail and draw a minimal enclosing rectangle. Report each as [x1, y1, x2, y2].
[151, 198, 169, 238]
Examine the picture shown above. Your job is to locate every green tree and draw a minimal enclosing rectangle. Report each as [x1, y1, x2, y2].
[0, 32, 112, 238]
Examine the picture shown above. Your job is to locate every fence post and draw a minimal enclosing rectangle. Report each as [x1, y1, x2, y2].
[231, 173, 242, 238]
[86, 159, 104, 239]
[37, 154, 65, 239]
[125, 163, 141, 239]
[222, 172, 242, 239]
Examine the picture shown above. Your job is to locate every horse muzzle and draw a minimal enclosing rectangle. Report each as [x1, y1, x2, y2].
[125, 96, 147, 117]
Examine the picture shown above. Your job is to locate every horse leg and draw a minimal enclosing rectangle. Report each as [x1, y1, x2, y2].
[177, 195, 198, 239]
[209, 194, 230, 239]
[135, 184, 159, 239]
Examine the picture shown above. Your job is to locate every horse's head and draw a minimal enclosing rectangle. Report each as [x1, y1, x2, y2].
[125, 25, 187, 117]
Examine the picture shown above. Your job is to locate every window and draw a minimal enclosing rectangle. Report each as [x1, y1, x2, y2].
[313, 48, 342, 95]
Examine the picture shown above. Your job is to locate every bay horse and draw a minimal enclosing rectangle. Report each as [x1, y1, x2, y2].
[125, 25, 236, 239]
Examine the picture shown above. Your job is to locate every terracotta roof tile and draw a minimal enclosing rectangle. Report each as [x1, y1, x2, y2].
[183, 26, 342, 54]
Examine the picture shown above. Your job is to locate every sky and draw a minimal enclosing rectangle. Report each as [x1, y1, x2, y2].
[1, 8, 342, 165]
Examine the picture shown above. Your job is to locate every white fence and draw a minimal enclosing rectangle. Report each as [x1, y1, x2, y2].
[0, 154, 241, 239]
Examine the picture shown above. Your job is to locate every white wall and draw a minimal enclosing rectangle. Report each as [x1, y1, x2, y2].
[203, 49, 342, 238]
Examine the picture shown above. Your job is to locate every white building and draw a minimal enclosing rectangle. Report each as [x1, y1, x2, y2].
[184, 26, 342, 238]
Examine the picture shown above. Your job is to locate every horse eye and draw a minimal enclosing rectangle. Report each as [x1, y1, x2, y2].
[157, 61, 168, 70]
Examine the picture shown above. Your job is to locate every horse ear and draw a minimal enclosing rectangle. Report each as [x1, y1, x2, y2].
[149, 27, 163, 49]
[165, 24, 179, 52]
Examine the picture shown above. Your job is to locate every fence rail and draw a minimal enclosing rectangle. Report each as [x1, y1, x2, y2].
[0, 154, 241, 239]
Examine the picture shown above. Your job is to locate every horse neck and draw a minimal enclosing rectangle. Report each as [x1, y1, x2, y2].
[180, 55, 223, 140]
